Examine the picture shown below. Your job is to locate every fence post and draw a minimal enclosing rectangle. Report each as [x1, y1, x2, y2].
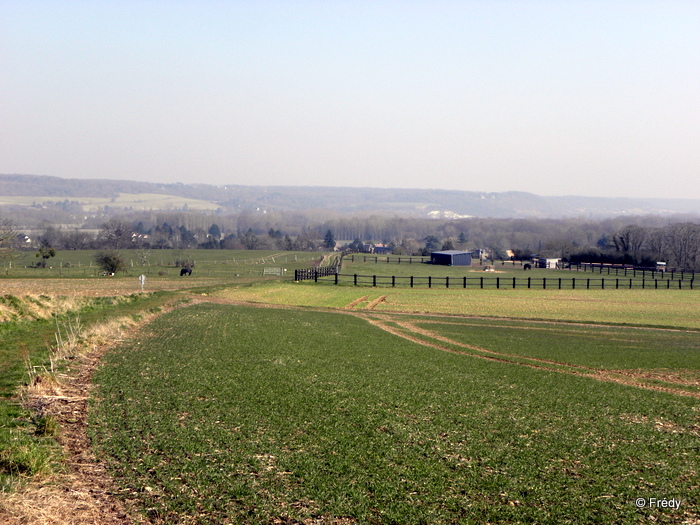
[496, 277, 500, 289]
[559, 278, 562, 290]
[335, 273, 339, 285]
[373, 275, 377, 287]
[587, 278, 590, 289]
[543, 278, 546, 290]
[463, 276, 467, 288]
[602, 278, 605, 289]
[513, 277, 516, 289]
[480, 276, 484, 289]
[392, 275, 395, 287]
[410, 276, 414, 288]
[428, 276, 432, 288]
[446, 276, 449, 288]
[354, 274, 358, 286]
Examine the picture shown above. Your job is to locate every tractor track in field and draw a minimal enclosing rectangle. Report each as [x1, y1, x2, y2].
[352, 313, 700, 400]
[195, 296, 700, 399]
[196, 295, 700, 398]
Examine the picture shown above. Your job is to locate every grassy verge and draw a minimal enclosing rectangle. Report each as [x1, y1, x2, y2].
[0, 292, 177, 492]
[90, 303, 700, 524]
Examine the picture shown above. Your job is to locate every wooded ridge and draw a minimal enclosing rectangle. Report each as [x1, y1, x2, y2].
[2, 173, 699, 219]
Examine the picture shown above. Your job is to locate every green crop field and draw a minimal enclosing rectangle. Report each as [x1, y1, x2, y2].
[2, 250, 699, 523]
[90, 303, 700, 524]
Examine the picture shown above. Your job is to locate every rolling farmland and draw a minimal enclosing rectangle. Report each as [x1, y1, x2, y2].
[1, 252, 699, 523]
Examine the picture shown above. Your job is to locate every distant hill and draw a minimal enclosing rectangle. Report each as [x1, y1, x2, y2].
[1, 173, 699, 219]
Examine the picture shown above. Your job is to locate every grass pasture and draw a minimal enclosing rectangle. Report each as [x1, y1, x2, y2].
[3, 249, 326, 280]
[336, 257, 695, 290]
[0, 250, 329, 297]
[216, 280, 700, 330]
[90, 303, 700, 524]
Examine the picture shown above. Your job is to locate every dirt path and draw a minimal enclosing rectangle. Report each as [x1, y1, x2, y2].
[0, 332, 149, 524]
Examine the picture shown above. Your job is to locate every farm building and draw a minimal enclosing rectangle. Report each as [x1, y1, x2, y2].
[431, 250, 472, 266]
[536, 257, 561, 269]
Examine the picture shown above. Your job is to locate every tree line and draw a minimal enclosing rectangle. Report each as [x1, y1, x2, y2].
[4, 212, 700, 271]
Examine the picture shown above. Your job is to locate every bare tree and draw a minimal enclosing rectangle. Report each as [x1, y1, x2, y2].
[663, 223, 700, 271]
[613, 225, 647, 264]
[0, 218, 18, 262]
[644, 227, 667, 263]
[99, 219, 135, 249]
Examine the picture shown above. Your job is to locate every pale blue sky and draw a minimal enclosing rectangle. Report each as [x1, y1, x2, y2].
[2, 1, 699, 199]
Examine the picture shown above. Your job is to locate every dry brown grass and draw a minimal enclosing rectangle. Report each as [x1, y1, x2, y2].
[0, 304, 170, 525]
[0, 295, 89, 323]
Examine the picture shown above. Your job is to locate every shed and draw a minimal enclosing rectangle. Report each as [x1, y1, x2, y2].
[431, 250, 472, 266]
[536, 258, 561, 269]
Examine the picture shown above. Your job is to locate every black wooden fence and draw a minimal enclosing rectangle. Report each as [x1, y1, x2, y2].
[300, 273, 696, 290]
[345, 255, 696, 278]
[294, 266, 339, 282]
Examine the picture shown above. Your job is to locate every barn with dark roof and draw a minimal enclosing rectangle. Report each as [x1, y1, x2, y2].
[430, 250, 472, 266]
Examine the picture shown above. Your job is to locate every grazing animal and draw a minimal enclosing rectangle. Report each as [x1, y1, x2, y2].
[180, 267, 192, 276]
[523, 263, 532, 271]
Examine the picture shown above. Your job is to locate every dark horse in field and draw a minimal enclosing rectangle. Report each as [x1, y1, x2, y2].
[180, 267, 192, 276]
[523, 263, 532, 270]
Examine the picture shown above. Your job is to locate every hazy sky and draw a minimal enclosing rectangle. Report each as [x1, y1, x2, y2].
[2, 1, 699, 199]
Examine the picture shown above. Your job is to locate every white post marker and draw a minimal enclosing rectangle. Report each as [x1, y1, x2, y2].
[139, 274, 146, 292]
